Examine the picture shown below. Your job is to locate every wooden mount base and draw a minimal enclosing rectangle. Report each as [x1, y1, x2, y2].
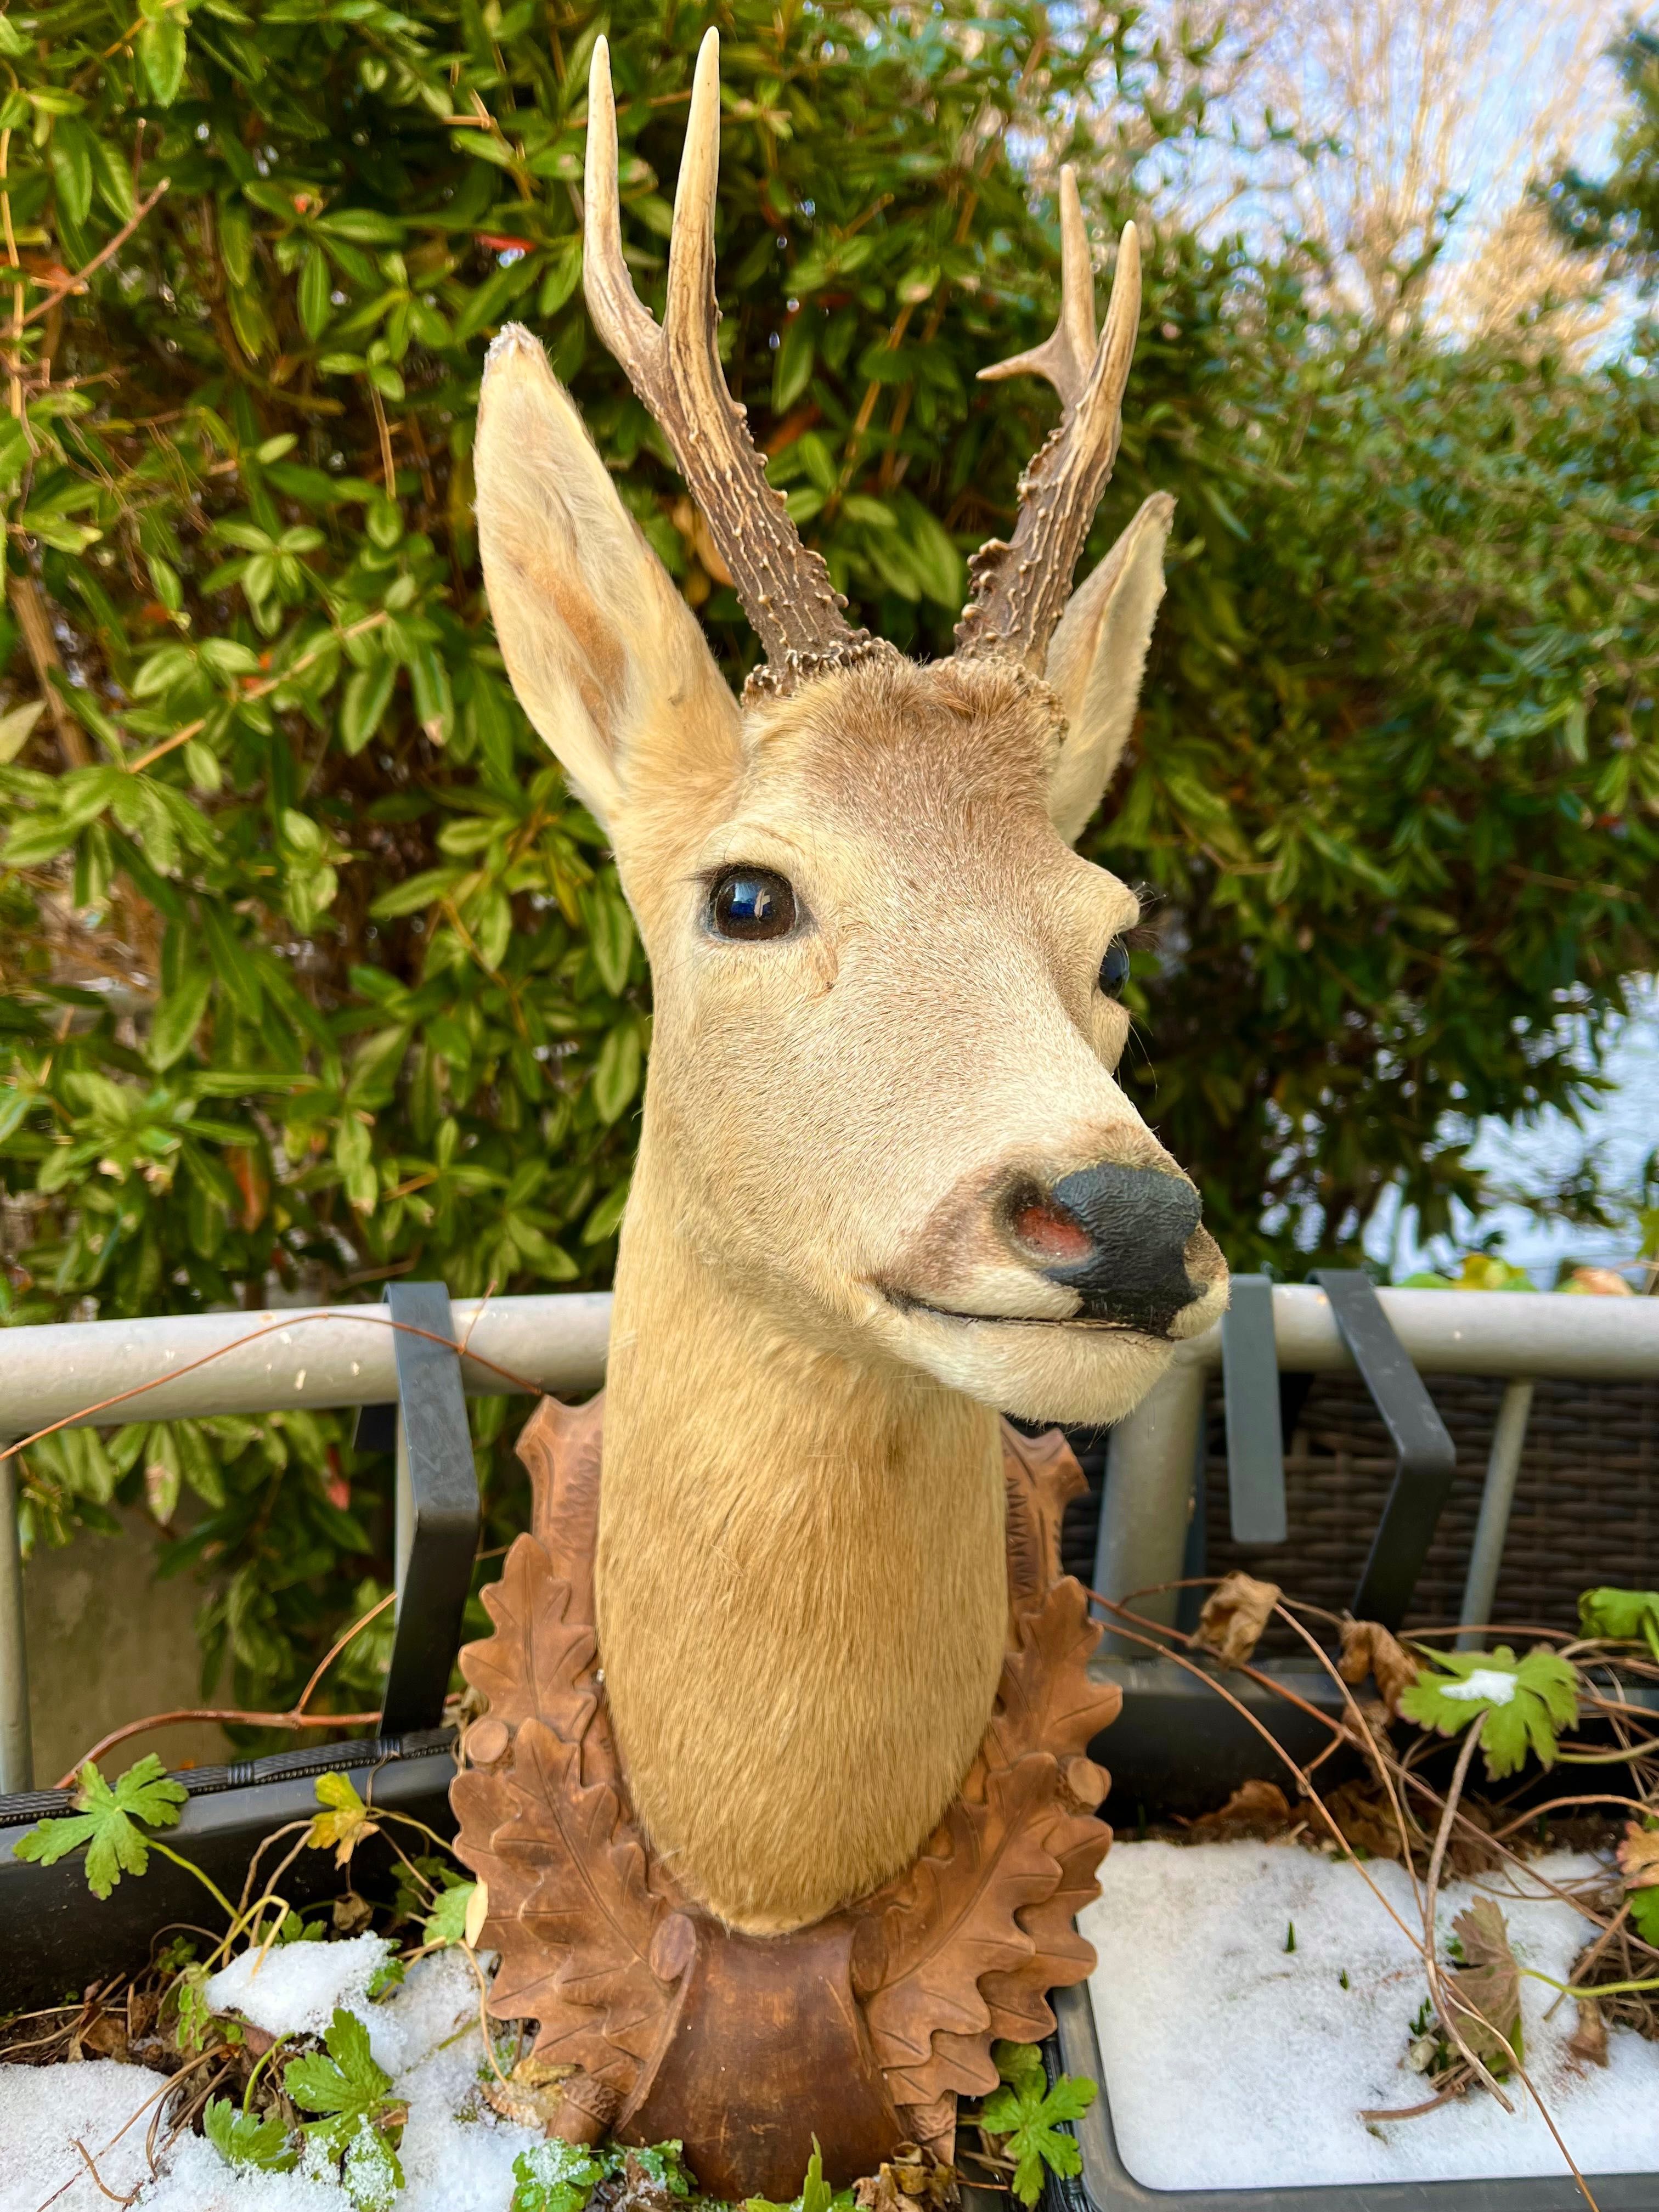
[452, 1398, 1121, 2201]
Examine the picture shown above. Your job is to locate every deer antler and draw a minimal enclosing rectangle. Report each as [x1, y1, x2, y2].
[955, 171, 1142, 672]
[585, 30, 881, 696]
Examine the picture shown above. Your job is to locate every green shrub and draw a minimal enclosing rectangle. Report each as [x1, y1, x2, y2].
[1, 0, 1654, 1714]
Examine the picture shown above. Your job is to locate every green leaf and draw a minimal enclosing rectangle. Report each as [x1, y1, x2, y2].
[205, 2097, 298, 2175]
[799, 2140, 832, 2212]
[318, 208, 406, 245]
[773, 314, 816, 414]
[591, 1023, 641, 1125]
[511, 2137, 606, 2212]
[583, 881, 635, 995]
[1630, 1885, 1659, 1947]
[140, 13, 189, 105]
[341, 658, 396, 755]
[298, 247, 332, 338]
[48, 120, 94, 229]
[421, 1878, 476, 1948]
[284, 2006, 398, 2156]
[342, 2117, 404, 2209]
[91, 136, 137, 224]
[980, 2042, 1097, 2208]
[583, 1175, 630, 1244]
[1398, 1645, 1579, 1780]
[146, 966, 213, 1071]
[13, 1754, 188, 1898]
[1578, 1588, 1659, 1660]
[369, 866, 464, 919]
[0, 699, 44, 766]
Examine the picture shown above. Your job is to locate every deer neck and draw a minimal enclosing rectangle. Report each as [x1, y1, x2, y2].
[591, 1144, 1010, 1934]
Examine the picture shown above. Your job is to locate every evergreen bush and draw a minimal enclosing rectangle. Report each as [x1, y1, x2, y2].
[2, 0, 1654, 1716]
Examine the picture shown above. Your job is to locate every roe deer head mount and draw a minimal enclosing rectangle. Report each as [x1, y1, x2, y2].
[479, 31, 1226, 1426]
[473, 29, 1227, 1933]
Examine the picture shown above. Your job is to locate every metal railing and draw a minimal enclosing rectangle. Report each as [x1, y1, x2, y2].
[1094, 1279, 1659, 1646]
[3, 1283, 1657, 1792]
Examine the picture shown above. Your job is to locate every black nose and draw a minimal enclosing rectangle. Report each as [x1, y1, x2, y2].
[1039, 1161, 1204, 1333]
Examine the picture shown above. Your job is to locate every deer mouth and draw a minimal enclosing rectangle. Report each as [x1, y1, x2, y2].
[877, 1286, 1176, 1341]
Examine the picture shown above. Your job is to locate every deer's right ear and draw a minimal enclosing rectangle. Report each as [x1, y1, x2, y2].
[1042, 492, 1174, 846]
[475, 326, 740, 830]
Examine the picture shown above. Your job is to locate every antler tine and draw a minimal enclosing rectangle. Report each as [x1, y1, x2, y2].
[583, 30, 877, 696]
[663, 26, 720, 371]
[956, 217, 1143, 670]
[583, 34, 659, 388]
[977, 168, 1096, 406]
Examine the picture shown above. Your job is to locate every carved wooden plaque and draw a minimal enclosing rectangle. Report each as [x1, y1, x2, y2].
[452, 1398, 1120, 2200]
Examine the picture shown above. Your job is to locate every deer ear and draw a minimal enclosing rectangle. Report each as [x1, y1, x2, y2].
[1042, 492, 1173, 845]
[475, 326, 739, 831]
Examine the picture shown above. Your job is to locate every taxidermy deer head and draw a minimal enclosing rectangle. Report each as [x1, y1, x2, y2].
[476, 30, 1228, 1935]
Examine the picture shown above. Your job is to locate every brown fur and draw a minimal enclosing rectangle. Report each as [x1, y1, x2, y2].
[476, 328, 1227, 1932]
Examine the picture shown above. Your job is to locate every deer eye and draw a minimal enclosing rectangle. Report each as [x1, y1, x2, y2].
[709, 867, 797, 941]
[1098, 940, 1131, 997]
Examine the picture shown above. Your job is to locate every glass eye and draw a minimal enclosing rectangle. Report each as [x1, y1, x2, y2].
[1098, 939, 1131, 998]
[709, 867, 798, 941]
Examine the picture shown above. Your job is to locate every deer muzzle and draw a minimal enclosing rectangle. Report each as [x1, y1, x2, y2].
[1008, 1161, 1209, 1335]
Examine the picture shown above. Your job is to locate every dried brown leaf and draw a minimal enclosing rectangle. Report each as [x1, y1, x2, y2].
[1193, 1572, 1281, 1668]
[1322, 1780, 1406, 1863]
[854, 2150, 958, 2212]
[1192, 1780, 1292, 1836]
[1442, 1897, 1522, 2074]
[1338, 1619, 1420, 1716]
[1567, 2001, 1609, 2068]
[1617, 1821, 1659, 1889]
[482, 2053, 576, 2130]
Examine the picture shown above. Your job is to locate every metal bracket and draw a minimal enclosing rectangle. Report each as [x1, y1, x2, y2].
[1220, 1274, 1286, 1546]
[353, 1282, 479, 1736]
[1312, 1269, 1457, 1629]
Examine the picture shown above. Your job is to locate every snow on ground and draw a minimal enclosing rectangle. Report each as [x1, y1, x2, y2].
[1, 1951, 538, 2212]
[205, 1932, 393, 2042]
[1083, 1838, 1659, 2191]
[0, 2059, 176, 2212]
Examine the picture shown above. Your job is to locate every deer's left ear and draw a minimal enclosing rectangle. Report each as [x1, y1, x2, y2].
[1042, 492, 1174, 845]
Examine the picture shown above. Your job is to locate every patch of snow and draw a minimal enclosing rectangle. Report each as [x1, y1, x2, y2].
[140, 2134, 349, 2211]
[1082, 1840, 1659, 2190]
[363, 1949, 476, 2079]
[206, 1932, 393, 2040]
[137, 1948, 534, 2211]
[1442, 1669, 1519, 1704]
[0, 2059, 175, 2212]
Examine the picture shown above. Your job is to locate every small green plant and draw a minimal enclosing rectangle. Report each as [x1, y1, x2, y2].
[203, 2097, 298, 2176]
[798, 2141, 833, 2212]
[511, 2137, 606, 2212]
[284, 2005, 405, 2203]
[979, 2040, 1098, 2208]
[1398, 1645, 1578, 1779]
[512, 2136, 698, 2212]
[13, 1753, 188, 1898]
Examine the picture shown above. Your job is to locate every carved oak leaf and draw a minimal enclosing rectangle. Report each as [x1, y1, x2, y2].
[460, 1534, 599, 1745]
[977, 1803, 1109, 2045]
[1000, 1422, 1085, 1605]
[988, 1578, 1121, 1773]
[520, 1391, 606, 1609]
[862, 1755, 1064, 2108]
[479, 1717, 673, 2085]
